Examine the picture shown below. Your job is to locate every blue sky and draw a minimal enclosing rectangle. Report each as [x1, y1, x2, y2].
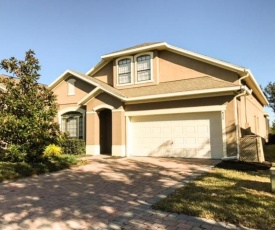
[0, 0, 275, 117]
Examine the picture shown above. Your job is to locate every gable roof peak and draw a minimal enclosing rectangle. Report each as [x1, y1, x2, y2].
[104, 42, 165, 55]
[101, 42, 167, 59]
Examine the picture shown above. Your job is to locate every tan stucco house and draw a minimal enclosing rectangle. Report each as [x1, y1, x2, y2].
[49, 42, 269, 159]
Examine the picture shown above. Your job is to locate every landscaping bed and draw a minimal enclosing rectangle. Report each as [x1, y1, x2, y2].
[153, 160, 275, 230]
[0, 154, 86, 183]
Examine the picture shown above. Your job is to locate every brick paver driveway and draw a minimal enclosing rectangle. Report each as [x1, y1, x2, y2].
[0, 156, 243, 230]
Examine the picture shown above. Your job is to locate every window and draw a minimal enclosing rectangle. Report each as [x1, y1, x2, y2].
[67, 79, 76, 96]
[136, 55, 151, 82]
[61, 112, 83, 139]
[116, 52, 153, 86]
[117, 58, 132, 85]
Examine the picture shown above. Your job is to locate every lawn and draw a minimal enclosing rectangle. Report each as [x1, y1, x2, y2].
[152, 160, 275, 230]
[0, 154, 86, 183]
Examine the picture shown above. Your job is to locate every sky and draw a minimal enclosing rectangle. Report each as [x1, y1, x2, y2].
[0, 0, 275, 118]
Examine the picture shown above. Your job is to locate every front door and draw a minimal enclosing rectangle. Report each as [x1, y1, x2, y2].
[99, 109, 112, 155]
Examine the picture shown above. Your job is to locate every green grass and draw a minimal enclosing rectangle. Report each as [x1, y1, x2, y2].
[153, 161, 275, 230]
[0, 154, 84, 183]
[264, 144, 275, 162]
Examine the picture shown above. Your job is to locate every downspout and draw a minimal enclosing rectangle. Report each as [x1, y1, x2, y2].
[223, 72, 251, 161]
[234, 72, 251, 160]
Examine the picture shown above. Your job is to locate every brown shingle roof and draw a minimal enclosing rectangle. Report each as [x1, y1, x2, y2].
[71, 70, 238, 100]
[71, 71, 126, 98]
[119, 76, 238, 98]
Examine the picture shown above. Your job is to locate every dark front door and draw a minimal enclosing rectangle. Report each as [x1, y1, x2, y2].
[99, 109, 112, 155]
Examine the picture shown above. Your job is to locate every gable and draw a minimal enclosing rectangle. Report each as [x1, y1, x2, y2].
[158, 50, 239, 83]
[92, 61, 114, 86]
[52, 76, 96, 104]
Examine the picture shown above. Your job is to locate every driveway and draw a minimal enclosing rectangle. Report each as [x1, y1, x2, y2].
[0, 156, 241, 230]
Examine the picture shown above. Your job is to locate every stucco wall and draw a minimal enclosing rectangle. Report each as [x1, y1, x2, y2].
[158, 50, 239, 83]
[53, 76, 95, 104]
[238, 94, 268, 140]
[92, 62, 114, 86]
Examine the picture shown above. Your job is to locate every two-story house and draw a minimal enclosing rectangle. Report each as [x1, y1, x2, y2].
[49, 42, 269, 159]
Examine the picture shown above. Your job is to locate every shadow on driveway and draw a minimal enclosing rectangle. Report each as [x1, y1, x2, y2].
[0, 157, 225, 230]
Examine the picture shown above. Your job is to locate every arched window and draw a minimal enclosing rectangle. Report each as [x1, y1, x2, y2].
[61, 112, 83, 139]
[117, 57, 133, 85]
[135, 53, 152, 82]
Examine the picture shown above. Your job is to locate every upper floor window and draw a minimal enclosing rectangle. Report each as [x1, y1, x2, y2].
[136, 54, 151, 82]
[117, 57, 132, 85]
[67, 79, 76, 96]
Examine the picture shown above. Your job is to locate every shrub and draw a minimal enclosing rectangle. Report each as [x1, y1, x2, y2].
[3, 144, 27, 162]
[57, 133, 85, 155]
[61, 138, 86, 155]
[43, 144, 62, 158]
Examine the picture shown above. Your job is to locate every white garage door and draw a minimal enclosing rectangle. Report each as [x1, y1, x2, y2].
[130, 112, 223, 159]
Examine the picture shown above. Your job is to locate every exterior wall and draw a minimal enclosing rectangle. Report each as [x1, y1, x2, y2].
[86, 93, 123, 111]
[112, 110, 126, 156]
[239, 94, 268, 140]
[53, 76, 95, 105]
[92, 62, 114, 86]
[86, 93, 125, 156]
[158, 50, 239, 83]
[112, 50, 159, 89]
[125, 95, 238, 158]
[86, 112, 100, 155]
[225, 99, 237, 157]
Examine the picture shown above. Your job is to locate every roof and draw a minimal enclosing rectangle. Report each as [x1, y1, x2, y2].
[103, 42, 164, 56]
[119, 76, 238, 98]
[84, 42, 268, 105]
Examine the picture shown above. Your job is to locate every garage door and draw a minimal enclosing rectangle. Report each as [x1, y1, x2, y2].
[130, 112, 223, 159]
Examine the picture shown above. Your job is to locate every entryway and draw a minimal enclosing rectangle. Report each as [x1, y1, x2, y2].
[99, 109, 112, 155]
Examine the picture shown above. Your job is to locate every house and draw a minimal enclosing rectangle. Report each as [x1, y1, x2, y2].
[49, 42, 269, 159]
[0, 74, 7, 92]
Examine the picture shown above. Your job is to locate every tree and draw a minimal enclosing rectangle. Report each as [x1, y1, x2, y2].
[264, 82, 275, 114]
[0, 50, 60, 162]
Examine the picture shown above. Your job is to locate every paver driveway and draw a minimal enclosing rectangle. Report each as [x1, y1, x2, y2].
[0, 156, 242, 230]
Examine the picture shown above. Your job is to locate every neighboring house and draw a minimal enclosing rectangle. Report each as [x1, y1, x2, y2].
[49, 42, 269, 159]
[0, 74, 7, 92]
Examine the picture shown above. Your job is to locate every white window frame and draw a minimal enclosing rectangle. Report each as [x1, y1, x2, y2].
[116, 56, 133, 86]
[134, 52, 153, 84]
[67, 79, 76, 96]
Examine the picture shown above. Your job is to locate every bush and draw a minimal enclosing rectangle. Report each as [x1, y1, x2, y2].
[58, 133, 85, 155]
[43, 144, 62, 157]
[0, 154, 80, 182]
[3, 144, 27, 162]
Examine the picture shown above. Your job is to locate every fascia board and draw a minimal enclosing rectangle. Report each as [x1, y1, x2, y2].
[124, 86, 242, 103]
[48, 69, 71, 90]
[78, 87, 102, 105]
[49, 70, 99, 91]
[244, 69, 269, 105]
[101, 42, 168, 59]
[85, 60, 108, 76]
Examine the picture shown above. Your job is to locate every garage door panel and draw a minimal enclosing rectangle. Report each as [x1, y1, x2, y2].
[130, 112, 223, 159]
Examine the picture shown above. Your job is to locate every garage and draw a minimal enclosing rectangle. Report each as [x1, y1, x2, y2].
[129, 112, 223, 159]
